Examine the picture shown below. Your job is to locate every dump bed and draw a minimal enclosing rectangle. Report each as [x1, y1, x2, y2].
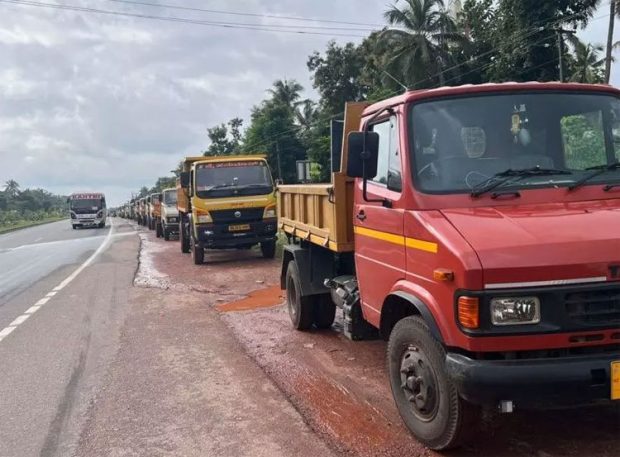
[277, 103, 367, 253]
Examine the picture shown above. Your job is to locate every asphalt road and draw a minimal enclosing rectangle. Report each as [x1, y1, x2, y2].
[0, 218, 138, 457]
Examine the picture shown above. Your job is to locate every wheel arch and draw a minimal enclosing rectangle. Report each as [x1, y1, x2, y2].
[380, 291, 445, 344]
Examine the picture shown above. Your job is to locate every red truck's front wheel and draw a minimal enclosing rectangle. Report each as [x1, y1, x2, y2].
[388, 316, 479, 450]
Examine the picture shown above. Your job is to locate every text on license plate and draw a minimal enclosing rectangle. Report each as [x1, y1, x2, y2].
[612, 361, 620, 400]
[229, 224, 250, 232]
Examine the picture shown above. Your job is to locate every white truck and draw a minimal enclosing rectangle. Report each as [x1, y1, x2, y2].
[157, 187, 179, 240]
[69, 192, 107, 229]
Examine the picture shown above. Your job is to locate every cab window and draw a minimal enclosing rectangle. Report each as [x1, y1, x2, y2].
[370, 116, 402, 192]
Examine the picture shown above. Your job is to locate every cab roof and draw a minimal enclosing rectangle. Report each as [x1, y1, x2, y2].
[363, 82, 620, 118]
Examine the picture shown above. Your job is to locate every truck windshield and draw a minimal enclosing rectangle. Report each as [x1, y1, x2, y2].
[410, 92, 620, 194]
[71, 199, 101, 210]
[195, 162, 273, 198]
[163, 191, 177, 205]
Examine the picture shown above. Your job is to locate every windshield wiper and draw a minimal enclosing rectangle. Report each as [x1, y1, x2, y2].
[471, 167, 572, 198]
[236, 183, 272, 189]
[568, 162, 620, 191]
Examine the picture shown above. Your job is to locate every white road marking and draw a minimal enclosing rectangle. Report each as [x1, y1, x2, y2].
[10, 314, 30, 326]
[0, 326, 16, 340]
[0, 219, 116, 344]
[34, 237, 42, 242]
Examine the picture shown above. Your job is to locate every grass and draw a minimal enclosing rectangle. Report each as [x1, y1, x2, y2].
[0, 217, 66, 234]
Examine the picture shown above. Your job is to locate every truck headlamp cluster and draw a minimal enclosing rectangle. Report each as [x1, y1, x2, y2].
[490, 297, 540, 326]
[263, 205, 277, 219]
[196, 212, 212, 224]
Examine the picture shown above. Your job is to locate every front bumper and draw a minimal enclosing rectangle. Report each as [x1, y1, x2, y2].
[195, 219, 277, 248]
[446, 351, 619, 408]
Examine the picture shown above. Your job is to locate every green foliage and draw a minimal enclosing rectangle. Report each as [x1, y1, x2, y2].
[0, 180, 68, 228]
[561, 113, 607, 169]
[242, 96, 306, 183]
[204, 118, 243, 156]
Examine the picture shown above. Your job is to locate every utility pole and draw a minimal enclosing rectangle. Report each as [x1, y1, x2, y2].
[275, 141, 283, 183]
[554, 27, 576, 83]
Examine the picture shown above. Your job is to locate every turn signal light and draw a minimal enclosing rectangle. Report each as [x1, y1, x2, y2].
[458, 296, 479, 329]
[433, 269, 454, 282]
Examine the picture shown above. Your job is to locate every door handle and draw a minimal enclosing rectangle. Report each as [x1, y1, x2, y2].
[356, 210, 367, 221]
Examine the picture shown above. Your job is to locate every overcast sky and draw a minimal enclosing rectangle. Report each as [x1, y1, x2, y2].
[1, 0, 618, 206]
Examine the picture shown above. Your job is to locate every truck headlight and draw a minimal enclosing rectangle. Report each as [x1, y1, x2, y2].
[490, 297, 540, 326]
[263, 205, 276, 219]
[196, 213, 212, 224]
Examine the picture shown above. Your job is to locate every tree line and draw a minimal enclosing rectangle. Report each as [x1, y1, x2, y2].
[0, 180, 68, 228]
[134, 0, 617, 195]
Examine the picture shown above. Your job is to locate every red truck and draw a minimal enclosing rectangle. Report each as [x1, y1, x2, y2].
[278, 82, 620, 450]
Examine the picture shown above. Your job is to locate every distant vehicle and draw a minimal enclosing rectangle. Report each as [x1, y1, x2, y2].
[147, 193, 161, 230]
[69, 192, 107, 229]
[137, 198, 147, 226]
[158, 188, 179, 241]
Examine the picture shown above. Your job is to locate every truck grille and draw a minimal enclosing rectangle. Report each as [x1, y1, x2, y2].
[210, 208, 264, 224]
[565, 289, 620, 326]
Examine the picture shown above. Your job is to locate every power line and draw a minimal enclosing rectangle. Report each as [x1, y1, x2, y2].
[0, 0, 369, 37]
[103, 0, 384, 28]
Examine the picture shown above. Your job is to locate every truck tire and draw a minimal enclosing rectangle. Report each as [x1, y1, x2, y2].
[260, 240, 276, 259]
[285, 261, 313, 330]
[387, 316, 478, 450]
[313, 294, 336, 329]
[98, 222, 105, 228]
[180, 221, 190, 253]
[164, 229, 170, 241]
[72, 225, 77, 230]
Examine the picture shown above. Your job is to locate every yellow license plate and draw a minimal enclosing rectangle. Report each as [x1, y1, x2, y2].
[229, 224, 250, 232]
[612, 361, 620, 400]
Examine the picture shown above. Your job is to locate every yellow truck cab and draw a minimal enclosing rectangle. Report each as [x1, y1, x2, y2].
[178, 155, 277, 264]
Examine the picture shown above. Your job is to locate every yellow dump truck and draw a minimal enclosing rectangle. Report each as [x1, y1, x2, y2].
[177, 155, 277, 264]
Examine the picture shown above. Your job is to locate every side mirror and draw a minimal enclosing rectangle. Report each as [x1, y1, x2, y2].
[180, 171, 190, 188]
[346, 131, 379, 179]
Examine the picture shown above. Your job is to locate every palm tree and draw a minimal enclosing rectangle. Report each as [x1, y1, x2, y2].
[569, 39, 605, 83]
[295, 99, 318, 130]
[382, 0, 467, 88]
[604, 0, 618, 83]
[4, 179, 20, 198]
[267, 79, 304, 111]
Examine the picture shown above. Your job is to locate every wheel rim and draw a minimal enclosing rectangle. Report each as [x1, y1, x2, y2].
[286, 275, 298, 321]
[399, 344, 439, 422]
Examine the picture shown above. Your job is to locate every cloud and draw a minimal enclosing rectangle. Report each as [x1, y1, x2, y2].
[0, 0, 617, 205]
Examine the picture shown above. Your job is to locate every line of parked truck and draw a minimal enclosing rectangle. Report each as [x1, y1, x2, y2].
[116, 82, 620, 450]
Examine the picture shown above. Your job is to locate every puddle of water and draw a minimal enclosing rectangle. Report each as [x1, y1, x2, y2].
[217, 285, 283, 312]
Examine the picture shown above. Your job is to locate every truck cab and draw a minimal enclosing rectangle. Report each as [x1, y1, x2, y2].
[147, 192, 161, 231]
[178, 155, 277, 264]
[138, 198, 147, 226]
[159, 187, 179, 241]
[69, 193, 107, 229]
[279, 82, 620, 450]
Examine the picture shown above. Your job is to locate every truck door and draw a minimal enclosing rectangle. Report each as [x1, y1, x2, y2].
[353, 115, 405, 327]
